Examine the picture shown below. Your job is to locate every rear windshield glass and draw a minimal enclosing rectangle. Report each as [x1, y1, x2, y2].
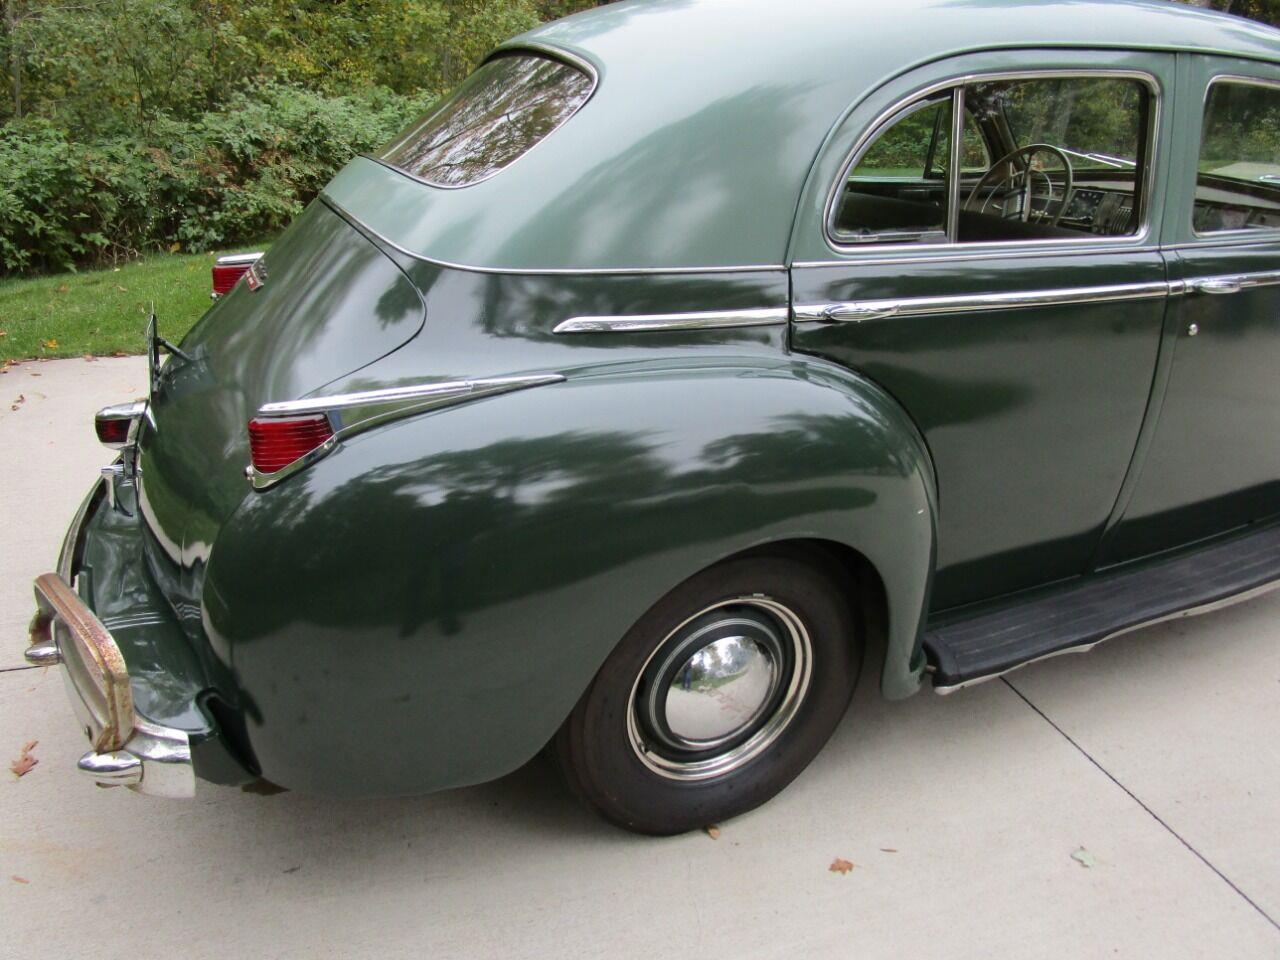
[379, 53, 593, 188]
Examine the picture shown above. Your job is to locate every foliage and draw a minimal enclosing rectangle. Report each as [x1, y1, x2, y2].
[0, 85, 427, 273]
[0, 0, 602, 276]
[0, 245, 257, 360]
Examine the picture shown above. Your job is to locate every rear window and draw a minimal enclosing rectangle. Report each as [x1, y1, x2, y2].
[379, 53, 594, 188]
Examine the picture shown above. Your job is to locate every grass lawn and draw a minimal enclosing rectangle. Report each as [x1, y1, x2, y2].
[0, 247, 267, 362]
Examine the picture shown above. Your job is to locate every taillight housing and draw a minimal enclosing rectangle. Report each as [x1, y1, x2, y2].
[95, 401, 146, 450]
[211, 252, 264, 298]
[248, 415, 335, 476]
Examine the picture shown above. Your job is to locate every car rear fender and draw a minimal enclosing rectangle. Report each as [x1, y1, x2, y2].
[202, 355, 936, 795]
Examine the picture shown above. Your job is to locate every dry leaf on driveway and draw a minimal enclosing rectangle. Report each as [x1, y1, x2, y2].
[10, 393, 25, 411]
[11, 876, 29, 884]
[10, 740, 38, 778]
[703, 825, 721, 840]
[829, 857, 855, 875]
[1071, 847, 1097, 869]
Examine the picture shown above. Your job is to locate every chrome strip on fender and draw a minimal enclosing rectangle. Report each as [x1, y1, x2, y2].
[794, 280, 1171, 324]
[554, 307, 789, 335]
[250, 374, 565, 490]
[1188, 269, 1280, 293]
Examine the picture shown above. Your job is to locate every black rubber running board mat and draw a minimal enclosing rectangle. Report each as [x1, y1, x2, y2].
[924, 522, 1280, 690]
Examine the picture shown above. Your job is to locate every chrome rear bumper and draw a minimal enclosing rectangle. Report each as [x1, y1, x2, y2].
[25, 481, 195, 798]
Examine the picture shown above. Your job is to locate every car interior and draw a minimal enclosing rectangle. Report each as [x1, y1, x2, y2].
[832, 76, 1154, 245]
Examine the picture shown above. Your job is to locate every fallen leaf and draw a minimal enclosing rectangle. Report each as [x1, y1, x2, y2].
[56, 283, 69, 293]
[282, 866, 300, 875]
[11, 876, 29, 884]
[116, 285, 128, 292]
[10, 393, 25, 411]
[10, 740, 38, 778]
[29, 372, 40, 376]
[83, 355, 97, 362]
[0, 330, 6, 337]
[40, 338, 57, 350]
[1071, 847, 1096, 869]
[111, 351, 128, 358]
[829, 857, 855, 875]
[880, 848, 898, 854]
[169, 242, 181, 253]
[704, 825, 721, 840]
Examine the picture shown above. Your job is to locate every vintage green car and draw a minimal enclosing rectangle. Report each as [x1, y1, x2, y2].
[27, 0, 1280, 834]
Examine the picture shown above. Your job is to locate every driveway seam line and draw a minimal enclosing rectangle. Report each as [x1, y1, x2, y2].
[1002, 676, 1280, 934]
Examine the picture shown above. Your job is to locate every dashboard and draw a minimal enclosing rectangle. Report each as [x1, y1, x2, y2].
[1060, 188, 1135, 236]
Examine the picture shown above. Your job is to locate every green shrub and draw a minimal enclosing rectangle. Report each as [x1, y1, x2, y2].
[0, 85, 430, 276]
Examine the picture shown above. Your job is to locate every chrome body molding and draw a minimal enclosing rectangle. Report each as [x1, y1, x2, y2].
[794, 280, 1171, 324]
[934, 578, 1280, 695]
[249, 374, 566, 490]
[553, 307, 788, 335]
[1189, 269, 1280, 294]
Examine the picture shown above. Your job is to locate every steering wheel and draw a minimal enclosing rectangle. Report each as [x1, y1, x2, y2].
[964, 144, 1074, 226]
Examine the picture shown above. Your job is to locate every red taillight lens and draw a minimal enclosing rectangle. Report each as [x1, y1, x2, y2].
[212, 263, 252, 295]
[248, 415, 334, 475]
[95, 416, 131, 447]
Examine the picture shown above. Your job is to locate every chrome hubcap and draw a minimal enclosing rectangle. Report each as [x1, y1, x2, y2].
[627, 597, 812, 781]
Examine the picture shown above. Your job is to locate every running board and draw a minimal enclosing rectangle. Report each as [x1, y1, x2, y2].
[925, 522, 1280, 693]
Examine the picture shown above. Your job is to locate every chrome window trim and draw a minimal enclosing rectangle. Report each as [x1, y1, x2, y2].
[320, 196, 785, 277]
[249, 374, 565, 490]
[1190, 74, 1280, 242]
[553, 307, 788, 335]
[823, 68, 1162, 257]
[793, 241, 1160, 270]
[793, 279, 1173, 324]
[373, 43, 600, 192]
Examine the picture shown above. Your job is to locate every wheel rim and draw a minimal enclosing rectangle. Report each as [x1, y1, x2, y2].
[626, 596, 813, 781]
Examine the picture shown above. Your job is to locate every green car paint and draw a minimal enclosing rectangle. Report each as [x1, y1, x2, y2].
[48, 0, 1280, 795]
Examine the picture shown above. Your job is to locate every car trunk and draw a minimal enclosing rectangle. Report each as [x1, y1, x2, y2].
[135, 201, 426, 576]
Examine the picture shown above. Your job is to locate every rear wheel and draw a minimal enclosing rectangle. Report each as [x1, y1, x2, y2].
[554, 552, 861, 835]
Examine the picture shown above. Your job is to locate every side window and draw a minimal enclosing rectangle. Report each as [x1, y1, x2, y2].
[1194, 80, 1280, 234]
[830, 74, 1153, 248]
[833, 96, 954, 244]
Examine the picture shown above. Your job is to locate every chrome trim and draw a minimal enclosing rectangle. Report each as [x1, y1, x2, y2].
[94, 400, 146, 451]
[249, 374, 565, 490]
[553, 307, 788, 335]
[946, 87, 964, 242]
[626, 597, 813, 782]
[823, 68, 1161, 257]
[1191, 75, 1280, 243]
[794, 241, 1160, 270]
[1190, 269, 1280, 294]
[794, 280, 1170, 324]
[23, 640, 61, 667]
[934, 578, 1280, 695]
[320, 196, 785, 277]
[214, 252, 264, 267]
[372, 42, 600, 193]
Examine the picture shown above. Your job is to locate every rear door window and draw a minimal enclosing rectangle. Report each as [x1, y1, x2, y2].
[1194, 79, 1280, 234]
[380, 53, 594, 188]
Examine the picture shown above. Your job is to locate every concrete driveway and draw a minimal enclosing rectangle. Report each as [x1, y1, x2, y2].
[2, 357, 1278, 959]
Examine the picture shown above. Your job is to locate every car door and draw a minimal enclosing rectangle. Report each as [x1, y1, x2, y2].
[1101, 56, 1280, 564]
[788, 51, 1175, 611]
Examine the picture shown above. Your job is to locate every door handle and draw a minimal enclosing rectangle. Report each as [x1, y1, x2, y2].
[819, 303, 901, 324]
[1193, 278, 1243, 296]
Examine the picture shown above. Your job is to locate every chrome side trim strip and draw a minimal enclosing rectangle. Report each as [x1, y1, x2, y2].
[321, 196, 785, 277]
[794, 280, 1170, 324]
[1188, 269, 1280, 293]
[553, 307, 788, 335]
[934, 578, 1280, 695]
[249, 374, 565, 490]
